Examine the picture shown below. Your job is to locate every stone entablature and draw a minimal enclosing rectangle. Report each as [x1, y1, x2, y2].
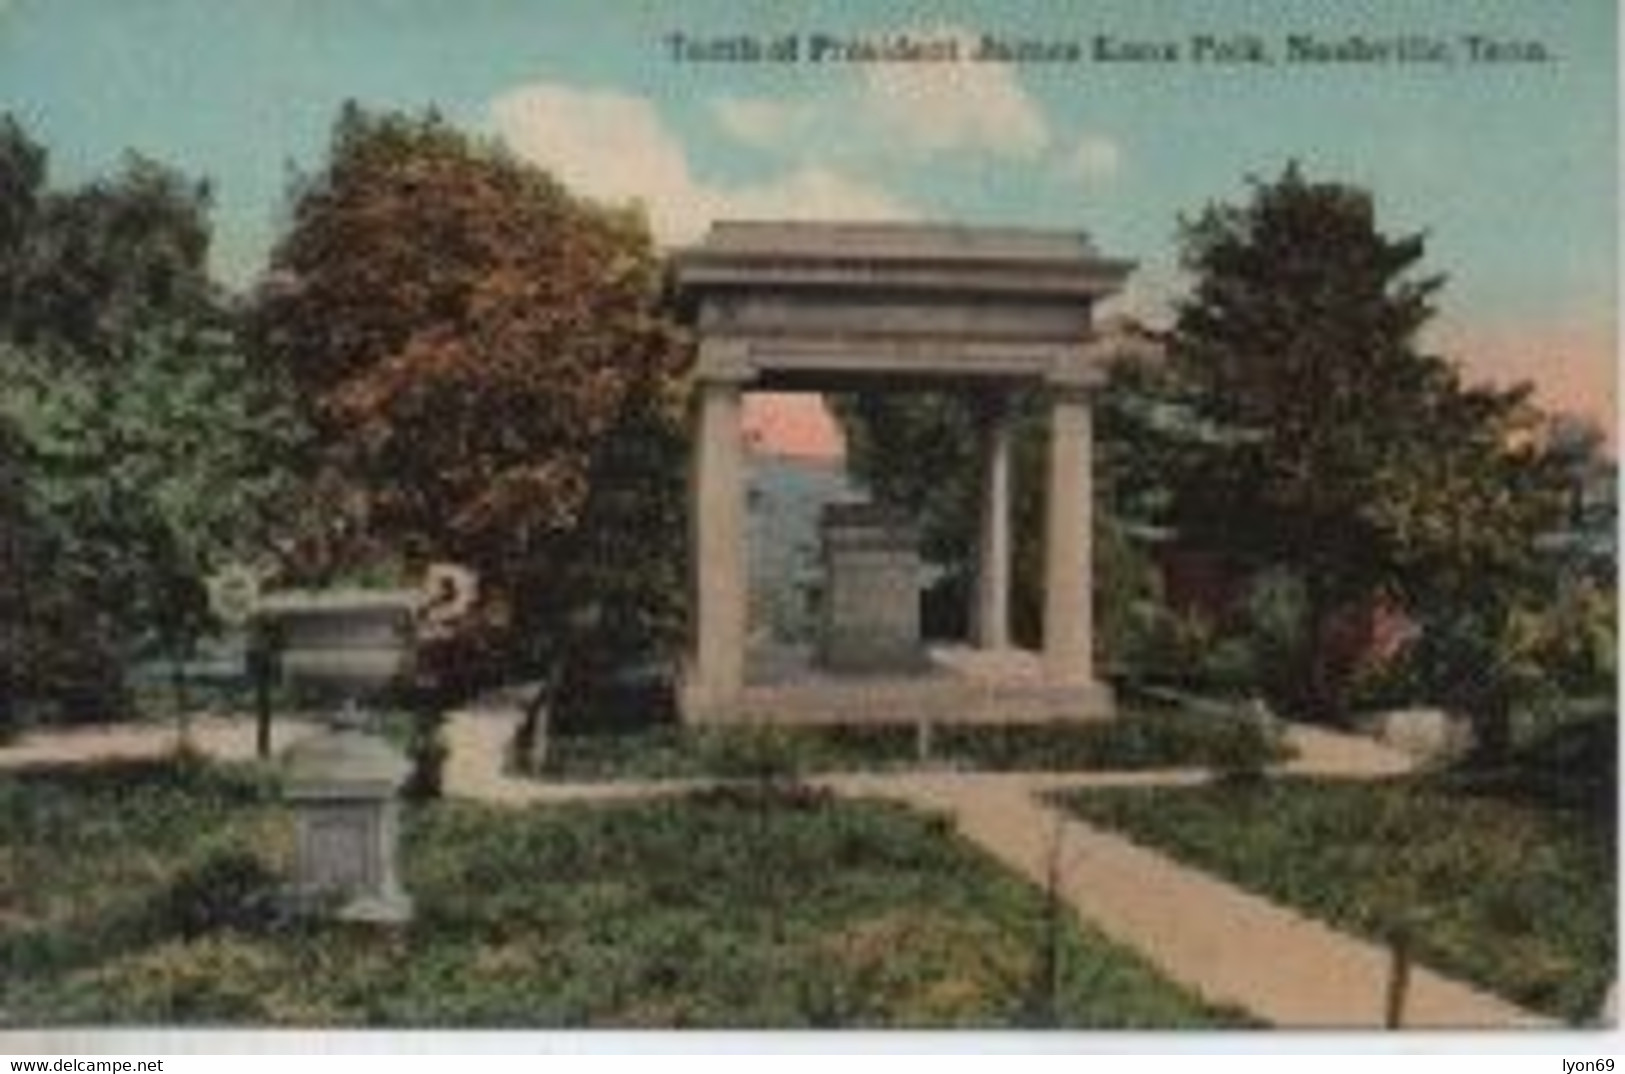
[673, 221, 1133, 390]
[704, 337, 1108, 389]
[698, 295, 1091, 343]
[676, 220, 1129, 283]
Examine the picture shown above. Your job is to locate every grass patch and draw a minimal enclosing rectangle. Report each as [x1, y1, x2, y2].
[0, 758, 1246, 1028]
[536, 705, 1290, 782]
[1053, 721, 1616, 1023]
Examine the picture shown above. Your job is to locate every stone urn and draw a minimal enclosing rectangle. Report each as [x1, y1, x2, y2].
[258, 589, 420, 705]
[259, 589, 419, 923]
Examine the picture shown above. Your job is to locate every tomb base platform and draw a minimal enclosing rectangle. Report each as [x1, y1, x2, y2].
[679, 644, 1114, 726]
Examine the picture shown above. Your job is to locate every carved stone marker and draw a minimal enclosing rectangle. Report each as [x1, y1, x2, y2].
[283, 706, 412, 923]
[817, 503, 925, 674]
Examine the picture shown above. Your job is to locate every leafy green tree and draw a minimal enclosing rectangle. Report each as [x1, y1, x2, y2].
[0, 117, 46, 330]
[1168, 165, 1565, 730]
[0, 115, 297, 722]
[0, 401, 35, 733]
[247, 105, 688, 690]
[837, 168, 1572, 747]
[5, 320, 301, 673]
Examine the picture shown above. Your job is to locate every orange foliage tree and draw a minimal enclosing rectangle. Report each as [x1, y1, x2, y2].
[249, 105, 688, 686]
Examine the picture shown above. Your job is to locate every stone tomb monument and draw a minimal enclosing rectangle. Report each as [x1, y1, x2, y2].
[817, 503, 926, 673]
[671, 221, 1140, 726]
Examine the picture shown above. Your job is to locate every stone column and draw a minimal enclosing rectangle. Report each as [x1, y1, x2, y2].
[1042, 385, 1095, 685]
[686, 357, 750, 719]
[973, 392, 1013, 650]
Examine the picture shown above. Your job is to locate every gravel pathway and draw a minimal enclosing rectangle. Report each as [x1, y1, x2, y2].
[0, 714, 318, 770]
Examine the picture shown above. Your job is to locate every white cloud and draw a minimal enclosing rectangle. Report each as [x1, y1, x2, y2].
[490, 84, 691, 217]
[1061, 134, 1124, 184]
[859, 26, 1049, 159]
[490, 47, 1120, 244]
[711, 26, 1051, 163]
[714, 165, 913, 225]
[490, 83, 914, 246]
[711, 96, 810, 151]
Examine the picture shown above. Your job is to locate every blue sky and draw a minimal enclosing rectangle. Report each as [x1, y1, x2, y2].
[0, 0, 1616, 427]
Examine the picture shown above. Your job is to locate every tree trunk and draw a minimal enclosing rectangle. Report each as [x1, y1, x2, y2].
[513, 649, 567, 774]
[1470, 691, 1513, 764]
[1301, 573, 1342, 725]
[170, 641, 193, 746]
[249, 624, 276, 759]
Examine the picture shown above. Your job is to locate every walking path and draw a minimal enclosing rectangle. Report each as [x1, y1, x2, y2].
[0, 707, 1553, 1029]
[823, 770, 1549, 1029]
[0, 714, 318, 770]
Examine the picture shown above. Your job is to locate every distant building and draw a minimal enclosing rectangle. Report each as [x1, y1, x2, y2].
[744, 451, 859, 644]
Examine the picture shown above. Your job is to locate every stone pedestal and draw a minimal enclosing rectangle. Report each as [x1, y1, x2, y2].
[283, 714, 412, 923]
[818, 503, 926, 673]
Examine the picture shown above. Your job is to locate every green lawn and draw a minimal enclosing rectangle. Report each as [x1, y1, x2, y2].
[535, 705, 1288, 782]
[1054, 728, 1616, 1024]
[0, 757, 1247, 1028]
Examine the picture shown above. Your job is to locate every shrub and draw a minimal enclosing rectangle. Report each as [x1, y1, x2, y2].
[531, 704, 1298, 782]
[700, 726, 805, 783]
[1126, 606, 1219, 687]
[1202, 702, 1283, 786]
[155, 846, 282, 939]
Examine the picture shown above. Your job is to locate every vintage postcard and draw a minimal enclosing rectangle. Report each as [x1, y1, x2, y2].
[0, 0, 1615, 1055]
